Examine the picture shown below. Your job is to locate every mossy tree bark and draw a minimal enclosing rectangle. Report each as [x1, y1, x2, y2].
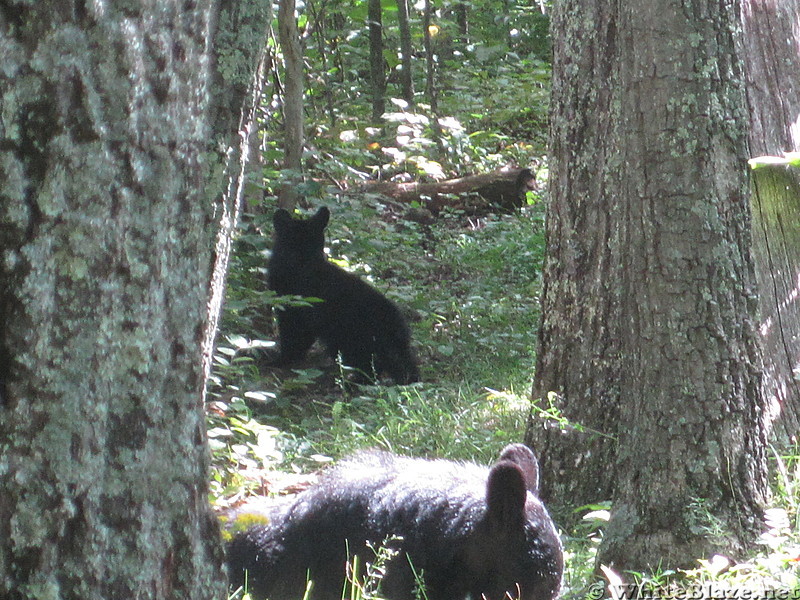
[202, 0, 272, 401]
[526, 0, 625, 513]
[0, 2, 227, 598]
[527, 0, 768, 571]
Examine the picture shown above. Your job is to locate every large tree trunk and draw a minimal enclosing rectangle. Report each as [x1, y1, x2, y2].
[525, 0, 622, 511]
[742, 0, 800, 445]
[0, 3, 226, 598]
[202, 1, 273, 402]
[528, 0, 767, 572]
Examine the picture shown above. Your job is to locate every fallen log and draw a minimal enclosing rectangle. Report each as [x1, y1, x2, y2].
[362, 167, 536, 212]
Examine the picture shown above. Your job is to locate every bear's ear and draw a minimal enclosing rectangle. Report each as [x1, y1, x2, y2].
[273, 209, 293, 229]
[498, 443, 539, 496]
[312, 206, 331, 228]
[486, 462, 527, 528]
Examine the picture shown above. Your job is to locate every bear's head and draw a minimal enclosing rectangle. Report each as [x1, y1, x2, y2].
[462, 444, 563, 600]
[273, 207, 330, 258]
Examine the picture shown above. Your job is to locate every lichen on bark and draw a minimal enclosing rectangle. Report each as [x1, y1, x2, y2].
[0, 2, 228, 598]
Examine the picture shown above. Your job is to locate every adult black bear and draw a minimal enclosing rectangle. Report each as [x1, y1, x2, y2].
[226, 444, 563, 600]
[267, 207, 419, 384]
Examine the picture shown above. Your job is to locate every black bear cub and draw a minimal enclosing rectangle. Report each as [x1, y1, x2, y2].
[268, 207, 419, 384]
[226, 444, 563, 600]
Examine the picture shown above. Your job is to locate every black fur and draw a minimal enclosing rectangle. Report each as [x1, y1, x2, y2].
[226, 444, 563, 600]
[267, 207, 419, 384]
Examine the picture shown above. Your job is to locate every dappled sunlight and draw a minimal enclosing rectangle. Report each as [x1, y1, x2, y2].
[758, 270, 800, 339]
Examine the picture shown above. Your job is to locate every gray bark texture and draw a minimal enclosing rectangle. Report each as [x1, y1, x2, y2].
[743, 0, 800, 445]
[528, 0, 768, 571]
[0, 2, 226, 599]
[201, 0, 272, 402]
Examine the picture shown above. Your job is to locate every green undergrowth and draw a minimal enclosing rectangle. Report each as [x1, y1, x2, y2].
[209, 199, 800, 600]
[558, 447, 800, 600]
[207, 197, 547, 477]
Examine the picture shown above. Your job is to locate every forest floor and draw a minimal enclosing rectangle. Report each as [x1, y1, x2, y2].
[208, 198, 800, 600]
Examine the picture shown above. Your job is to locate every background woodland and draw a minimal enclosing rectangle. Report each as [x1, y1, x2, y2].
[1, 0, 800, 599]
